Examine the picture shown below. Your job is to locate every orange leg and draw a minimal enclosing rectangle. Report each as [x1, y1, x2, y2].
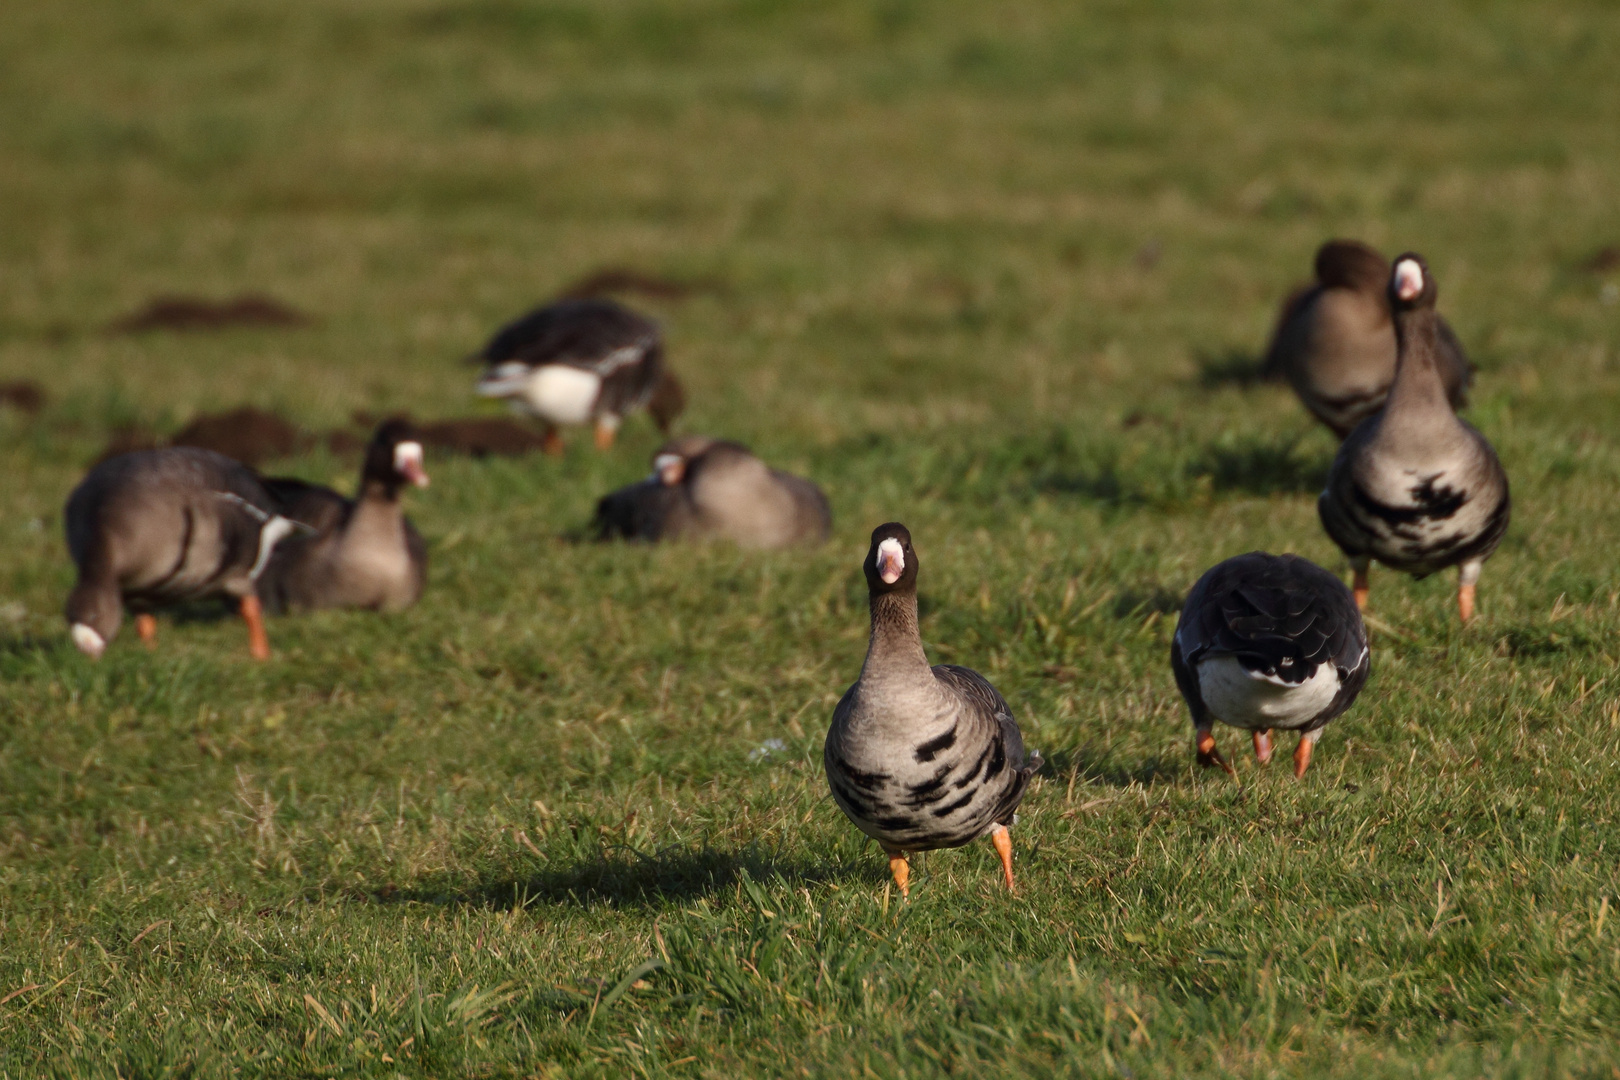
[887, 853, 911, 900]
[1195, 729, 1238, 780]
[593, 420, 617, 451]
[1293, 737, 1315, 779]
[1352, 567, 1370, 612]
[135, 614, 158, 650]
[1458, 582, 1476, 624]
[989, 824, 1016, 893]
[1252, 729, 1273, 764]
[240, 595, 270, 661]
[541, 428, 565, 456]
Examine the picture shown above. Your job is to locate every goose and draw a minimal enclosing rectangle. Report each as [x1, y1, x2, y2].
[473, 297, 683, 453]
[1171, 552, 1370, 779]
[1264, 239, 1472, 437]
[63, 447, 298, 660]
[256, 420, 429, 614]
[594, 436, 831, 548]
[1318, 253, 1511, 623]
[824, 523, 1041, 899]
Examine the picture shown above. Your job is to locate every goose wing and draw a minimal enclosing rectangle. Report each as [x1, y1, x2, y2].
[480, 298, 660, 376]
[1176, 553, 1366, 682]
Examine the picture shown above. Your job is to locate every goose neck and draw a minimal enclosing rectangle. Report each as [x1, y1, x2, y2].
[862, 590, 932, 684]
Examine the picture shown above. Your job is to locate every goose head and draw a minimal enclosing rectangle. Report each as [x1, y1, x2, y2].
[1388, 252, 1438, 312]
[364, 420, 430, 495]
[863, 522, 918, 594]
[650, 435, 722, 486]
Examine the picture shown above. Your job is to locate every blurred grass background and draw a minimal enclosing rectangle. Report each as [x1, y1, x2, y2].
[2, 0, 1620, 1076]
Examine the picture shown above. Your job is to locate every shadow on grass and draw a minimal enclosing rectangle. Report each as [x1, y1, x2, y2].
[382, 844, 863, 911]
[1191, 433, 1330, 497]
[1193, 347, 1279, 388]
[1041, 747, 1180, 789]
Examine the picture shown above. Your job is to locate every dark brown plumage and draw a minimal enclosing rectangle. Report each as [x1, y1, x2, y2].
[1264, 240, 1472, 437]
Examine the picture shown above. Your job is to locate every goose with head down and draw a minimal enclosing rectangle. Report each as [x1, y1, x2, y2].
[1265, 239, 1472, 437]
[473, 297, 683, 453]
[594, 435, 830, 548]
[1171, 552, 1370, 780]
[1318, 253, 1510, 623]
[824, 523, 1041, 899]
[63, 447, 298, 659]
[256, 420, 430, 614]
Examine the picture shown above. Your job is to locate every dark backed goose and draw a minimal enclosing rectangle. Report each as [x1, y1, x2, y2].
[1264, 239, 1472, 437]
[473, 297, 683, 453]
[256, 420, 429, 614]
[1318, 253, 1511, 623]
[595, 436, 831, 548]
[1171, 552, 1370, 779]
[824, 523, 1041, 898]
[64, 447, 297, 659]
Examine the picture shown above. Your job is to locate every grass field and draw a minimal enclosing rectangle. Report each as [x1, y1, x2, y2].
[4, 0, 1620, 1076]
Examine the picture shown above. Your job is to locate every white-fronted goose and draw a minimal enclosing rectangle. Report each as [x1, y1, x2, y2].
[1318, 254, 1511, 623]
[1265, 239, 1472, 437]
[594, 436, 831, 548]
[63, 447, 298, 659]
[256, 421, 429, 614]
[473, 297, 683, 453]
[824, 523, 1041, 899]
[1171, 552, 1370, 779]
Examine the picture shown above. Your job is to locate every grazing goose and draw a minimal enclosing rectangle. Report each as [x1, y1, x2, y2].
[1264, 239, 1472, 437]
[1171, 552, 1370, 779]
[473, 297, 683, 453]
[824, 523, 1041, 899]
[1318, 254, 1511, 623]
[256, 420, 429, 614]
[63, 447, 297, 660]
[594, 436, 831, 548]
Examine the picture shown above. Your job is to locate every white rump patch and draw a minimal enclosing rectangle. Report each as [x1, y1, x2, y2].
[1196, 655, 1340, 730]
[71, 622, 106, 659]
[519, 366, 601, 424]
[1393, 258, 1424, 301]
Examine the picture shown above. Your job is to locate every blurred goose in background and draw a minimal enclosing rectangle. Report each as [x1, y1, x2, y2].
[1318, 253, 1510, 623]
[1171, 552, 1370, 779]
[1264, 239, 1472, 437]
[473, 297, 683, 453]
[825, 523, 1041, 899]
[594, 435, 831, 548]
[256, 420, 429, 614]
[64, 447, 297, 660]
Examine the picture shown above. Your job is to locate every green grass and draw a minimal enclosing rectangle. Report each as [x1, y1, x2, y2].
[4, 0, 1620, 1075]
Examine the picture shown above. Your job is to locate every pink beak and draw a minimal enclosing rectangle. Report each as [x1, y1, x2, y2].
[877, 544, 904, 584]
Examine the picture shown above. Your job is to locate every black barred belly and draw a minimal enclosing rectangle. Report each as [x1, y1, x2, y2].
[1345, 477, 1505, 574]
[826, 726, 1015, 852]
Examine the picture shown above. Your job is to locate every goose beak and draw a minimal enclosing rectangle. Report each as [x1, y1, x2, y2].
[394, 441, 430, 488]
[71, 623, 106, 659]
[654, 453, 685, 486]
[876, 538, 905, 584]
[1393, 259, 1424, 302]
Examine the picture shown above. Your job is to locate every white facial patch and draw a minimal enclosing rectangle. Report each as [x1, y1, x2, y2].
[877, 537, 905, 584]
[71, 622, 106, 659]
[1393, 259, 1424, 301]
[653, 453, 685, 486]
[393, 441, 429, 487]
